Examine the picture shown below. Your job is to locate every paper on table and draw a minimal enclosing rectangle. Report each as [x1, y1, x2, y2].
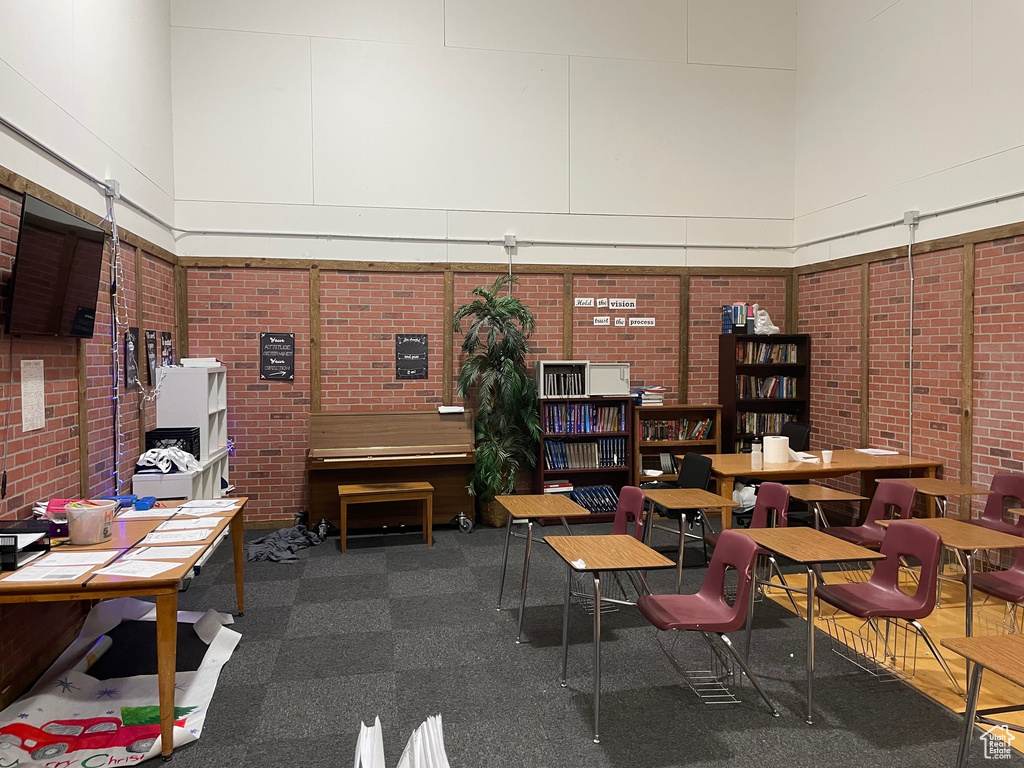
[116, 508, 175, 519]
[571, 558, 587, 569]
[142, 530, 211, 544]
[38, 551, 118, 566]
[789, 449, 820, 463]
[12, 532, 47, 548]
[437, 405, 464, 414]
[96, 560, 180, 578]
[856, 448, 900, 456]
[122, 545, 204, 560]
[180, 499, 239, 509]
[157, 518, 218, 531]
[3, 565, 93, 582]
[173, 506, 226, 517]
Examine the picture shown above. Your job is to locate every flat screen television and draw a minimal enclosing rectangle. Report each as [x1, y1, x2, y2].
[5, 194, 106, 338]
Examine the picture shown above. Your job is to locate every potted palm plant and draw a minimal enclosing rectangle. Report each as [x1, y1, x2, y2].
[454, 274, 541, 525]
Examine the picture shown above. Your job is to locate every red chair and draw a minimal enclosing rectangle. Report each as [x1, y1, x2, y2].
[815, 521, 964, 694]
[824, 480, 917, 548]
[970, 546, 1024, 632]
[637, 530, 779, 715]
[972, 473, 1024, 536]
[611, 485, 647, 541]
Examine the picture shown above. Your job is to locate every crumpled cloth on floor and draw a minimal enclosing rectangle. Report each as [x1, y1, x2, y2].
[244, 525, 322, 563]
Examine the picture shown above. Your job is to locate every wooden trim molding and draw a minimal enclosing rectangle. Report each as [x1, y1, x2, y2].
[443, 270, 454, 407]
[77, 339, 89, 496]
[309, 266, 321, 412]
[678, 274, 689, 402]
[961, 244, 975, 487]
[860, 262, 870, 448]
[173, 265, 189, 360]
[562, 272, 573, 359]
[786, 271, 798, 334]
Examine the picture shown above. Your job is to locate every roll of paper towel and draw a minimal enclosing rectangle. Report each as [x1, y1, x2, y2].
[763, 435, 790, 464]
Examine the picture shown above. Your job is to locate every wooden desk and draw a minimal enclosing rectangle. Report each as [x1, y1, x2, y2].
[696, 450, 942, 530]
[785, 484, 866, 529]
[643, 488, 737, 586]
[336, 482, 433, 553]
[738, 527, 884, 725]
[942, 634, 1024, 768]
[546, 535, 674, 744]
[0, 499, 247, 760]
[878, 477, 991, 518]
[494, 494, 591, 644]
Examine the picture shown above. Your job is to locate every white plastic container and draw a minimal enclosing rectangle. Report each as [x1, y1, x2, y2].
[67, 500, 117, 545]
[750, 442, 763, 470]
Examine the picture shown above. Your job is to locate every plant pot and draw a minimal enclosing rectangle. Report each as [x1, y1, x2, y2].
[477, 498, 508, 528]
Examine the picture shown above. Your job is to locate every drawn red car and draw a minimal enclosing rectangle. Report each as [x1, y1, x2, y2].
[0, 715, 185, 761]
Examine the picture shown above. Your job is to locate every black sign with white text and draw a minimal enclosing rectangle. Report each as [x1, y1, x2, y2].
[260, 332, 295, 380]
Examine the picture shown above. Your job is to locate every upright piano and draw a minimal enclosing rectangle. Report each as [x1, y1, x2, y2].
[307, 410, 476, 530]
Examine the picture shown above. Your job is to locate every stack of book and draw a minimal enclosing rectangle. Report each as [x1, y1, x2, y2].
[570, 485, 618, 514]
[542, 480, 574, 495]
[632, 385, 666, 406]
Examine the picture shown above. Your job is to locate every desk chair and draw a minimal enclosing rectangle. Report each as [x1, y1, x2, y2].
[648, 453, 714, 566]
[816, 521, 964, 694]
[825, 481, 917, 549]
[575, 486, 651, 611]
[637, 530, 779, 715]
[970, 547, 1024, 634]
[972, 473, 1024, 536]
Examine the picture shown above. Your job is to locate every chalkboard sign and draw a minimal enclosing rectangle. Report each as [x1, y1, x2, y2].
[260, 332, 295, 380]
[396, 334, 428, 380]
[125, 327, 140, 390]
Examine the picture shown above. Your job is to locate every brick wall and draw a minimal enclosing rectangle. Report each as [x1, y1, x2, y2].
[187, 268, 310, 523]
[687, 276, 788, 403]
[867, 259, 911, 452]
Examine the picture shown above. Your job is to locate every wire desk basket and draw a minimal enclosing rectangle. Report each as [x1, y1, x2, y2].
[822, 615, 920, 682]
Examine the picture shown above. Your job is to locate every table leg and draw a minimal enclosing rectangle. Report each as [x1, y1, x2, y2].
[744, 567, 757, 660]
[859, 472, 876, 521]
[923, 466, 938, 518]
[676, 513, 686, 592]
[229, 509, 245, 616]
[156, 591, 178, 760]
[719, 478, 735, 530]
[424, 494, 433, 546]
[496, 513, 513, 611]
[560, 563, 571, 687]
[957, 663, 984, 768]
[340, 500, 348, 553]
[592, 573, 602, 745]
[805, 566, 815, 725]
[516, 521, 534, 644]
[964, 549, 974, 679]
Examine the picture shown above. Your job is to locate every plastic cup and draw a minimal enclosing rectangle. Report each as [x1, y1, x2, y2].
[821, 450, 833, 465]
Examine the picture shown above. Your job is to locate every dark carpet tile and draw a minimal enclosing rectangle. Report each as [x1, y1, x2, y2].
[387, 567, 477, 598]
[226, 605, 293, 640]
[217, 637, 282, 685]
[166, 741, 248, 768]
[392, 624, 522, 672]
[388, 592, 495, 631]
[241, 735, 360, 768]
[204, 578, 299, 612]
[212, 557, 305, 584]
[385, 545, 469, 572]
[296, 573, 390, 604]
[195, 682, 270, 744]
[302, 549, 387, 578]
[271, 631, 394, 681]
[285, 598, 392, 638]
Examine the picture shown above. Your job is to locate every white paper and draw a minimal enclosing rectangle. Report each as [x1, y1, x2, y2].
[38, 551, 118, 566]
[96, 560, 180, 578]
[174, 506, 227, 517]
[142, 530, 212, 544]
[20, 359, 45, 431]
[3, 565, 93, 582]
[11, 532, 47, 548]
[856, 448, 900, 456]
[123, 545, 204, 560]
[180, 498, 239, 509]
[437, 405, 464, 414]
[157, 518, 218, 531]
[571, 558, 587, 569]
[789, 449, 820, 463]
[116, 507, 175, 519]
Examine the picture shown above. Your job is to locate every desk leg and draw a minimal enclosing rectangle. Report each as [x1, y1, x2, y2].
[592, 573, 602, 745]
[719, 479, 735, 530]
[516, 521, 534, 644]
[957, 664, 984, 768]
[964, 549, 974, 680]
[859, 472, 876, 521]
[676, 513, 686, 593]
[156, 591, 178, 761]
[340, 500, 348, 553]
[230, 510, 245, 616]
[805, 566, 815, 726]
[424, 494, 433, 546]
[560, 563, 571, 687]
[496, 513, 513, 611]
[923, 466, 938, 518]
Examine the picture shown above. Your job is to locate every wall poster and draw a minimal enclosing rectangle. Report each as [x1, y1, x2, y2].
[260, 332, 295, 380]
[395, 334, 428, 380]
[125, 327, 141, 390]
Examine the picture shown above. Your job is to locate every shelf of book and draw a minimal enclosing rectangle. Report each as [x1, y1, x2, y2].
[719, 334, 811, 453]
[632, 404, 722, 484]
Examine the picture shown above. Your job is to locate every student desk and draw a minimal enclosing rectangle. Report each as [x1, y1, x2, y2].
[642, 487, 737, 586]
[0, 499, 247, 761]
[878, 477, 992, 518]
[693, 450, 942, 530]
[738, 526, 884, 725]
[546, 534, 674, 744]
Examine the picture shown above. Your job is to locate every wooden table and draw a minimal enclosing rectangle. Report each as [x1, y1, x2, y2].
[942, 634, 1024, 767]
[336, 482, 433, 553]
[546, 535, 674, 744]
[643, 488, 737, 586]
[0, 499, 246, 761]
[877, 517, 1024, 643]
[695, 450, 942, 530]
[738, 527, 885, 725]
[785, 484, 867, 529]
[878, 477, 991, 518]
[494, 494, 591, 644]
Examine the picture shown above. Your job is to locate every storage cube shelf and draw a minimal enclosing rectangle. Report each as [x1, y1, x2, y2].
[632, 404, 722, 483]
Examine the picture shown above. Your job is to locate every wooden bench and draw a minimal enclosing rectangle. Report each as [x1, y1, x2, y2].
[337, 482, 434, 552]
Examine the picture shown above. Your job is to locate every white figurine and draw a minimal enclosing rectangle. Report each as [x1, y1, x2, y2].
[752, 303, 780, 335]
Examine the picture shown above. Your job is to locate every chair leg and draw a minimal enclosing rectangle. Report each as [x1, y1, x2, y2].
[911, 620, 965, 696]
[718, 633, 779, 717]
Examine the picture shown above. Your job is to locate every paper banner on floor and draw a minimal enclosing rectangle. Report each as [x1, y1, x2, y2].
[0, 598, 239, 765]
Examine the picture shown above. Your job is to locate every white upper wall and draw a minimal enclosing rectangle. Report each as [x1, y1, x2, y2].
[794, 0, 1024, 263]
[0, 0, 175, 250]
[169, 0, 797, 266]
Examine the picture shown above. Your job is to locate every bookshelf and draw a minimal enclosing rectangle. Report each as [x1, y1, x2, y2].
[632, 404, 722, 483]
[718, 334, 811, 453]
[535, 395, 633, 521]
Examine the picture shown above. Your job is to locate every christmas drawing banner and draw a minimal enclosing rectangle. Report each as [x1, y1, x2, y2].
[0, 598, 240, 766]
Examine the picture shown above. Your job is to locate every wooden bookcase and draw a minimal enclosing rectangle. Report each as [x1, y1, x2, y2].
[535, 395, 633, 522]
[718, 334, 811, 453]
[632, 404, 722, 483]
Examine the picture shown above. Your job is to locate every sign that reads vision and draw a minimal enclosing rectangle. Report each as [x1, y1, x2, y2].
[608, 298, 637, 310]
[628, 317, 656, 327]
[260, 332, 296, 380]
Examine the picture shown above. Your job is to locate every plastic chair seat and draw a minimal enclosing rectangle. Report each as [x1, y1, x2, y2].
[816, 581, 925, 620]
[638, 593, 740, 634]
[825, 524, 884, 548]
[970, 569, 1024, 604]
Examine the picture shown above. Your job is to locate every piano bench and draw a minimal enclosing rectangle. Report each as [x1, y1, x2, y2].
[336, 482, 434, 553]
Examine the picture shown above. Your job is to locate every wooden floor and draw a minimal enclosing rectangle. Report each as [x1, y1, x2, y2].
[769, 563, 1024, 755]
